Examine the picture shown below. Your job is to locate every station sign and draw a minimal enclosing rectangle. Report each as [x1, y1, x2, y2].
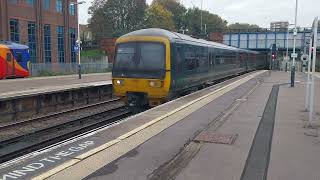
[291, 53, 298, 58]
[73, 44, 80, 53]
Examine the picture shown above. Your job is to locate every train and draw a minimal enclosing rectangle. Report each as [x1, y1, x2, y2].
[112, 28, 267, 108]
[0, 41, 30, 79]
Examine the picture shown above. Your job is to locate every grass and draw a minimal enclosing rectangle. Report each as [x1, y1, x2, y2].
[81, 49, 106, 58]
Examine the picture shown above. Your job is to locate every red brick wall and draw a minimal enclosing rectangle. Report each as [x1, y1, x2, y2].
[100, 38, 117, 63]
[0, 0, 78, 63]
[209, 32, 224, 43]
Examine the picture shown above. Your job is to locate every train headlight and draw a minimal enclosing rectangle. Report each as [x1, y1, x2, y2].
[114, 79, 124, 86]
[149, 81, 162, 88]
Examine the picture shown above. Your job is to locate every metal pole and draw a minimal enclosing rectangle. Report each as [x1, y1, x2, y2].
[286, 28, 289, 59]
[200, 0, 203, 33]
[290, 0, 298, 87]
[305, 36, 313, 111]
[77, 3, 82, 79]
[286, 27, 289, 72]
[205, 24, 207, 35]
[309, 17, 318, 125]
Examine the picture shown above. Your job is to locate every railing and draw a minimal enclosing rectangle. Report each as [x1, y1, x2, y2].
[30, 62, 113, 77]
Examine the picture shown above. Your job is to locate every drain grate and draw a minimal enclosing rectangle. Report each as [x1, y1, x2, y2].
[194, 131, 238, 145]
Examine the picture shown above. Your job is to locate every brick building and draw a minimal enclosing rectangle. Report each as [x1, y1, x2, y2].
[270, 21, 289, 31]
[0, 0, 78, 63]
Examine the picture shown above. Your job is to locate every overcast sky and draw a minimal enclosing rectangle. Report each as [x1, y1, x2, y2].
[79, 0, 319, 28]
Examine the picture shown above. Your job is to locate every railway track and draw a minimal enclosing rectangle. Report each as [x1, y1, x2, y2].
[0, 99, 132, 163]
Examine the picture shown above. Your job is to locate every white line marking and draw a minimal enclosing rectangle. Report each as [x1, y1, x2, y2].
[31, 159, 80, 180]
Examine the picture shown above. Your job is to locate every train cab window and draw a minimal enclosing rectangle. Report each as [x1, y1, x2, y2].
[16, 52, 22, 62]
[6, 53, 11, 61]
[113, 42, 166, 79]
[140, 43, 165, 70]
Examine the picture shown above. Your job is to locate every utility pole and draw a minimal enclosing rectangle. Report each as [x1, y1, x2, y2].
[290, 0, 298, 87]
[71, 1, 86, 79]
[200, 0, 203, 33]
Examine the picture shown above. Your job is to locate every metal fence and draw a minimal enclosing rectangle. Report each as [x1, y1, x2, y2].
[30, 62, 113, 77]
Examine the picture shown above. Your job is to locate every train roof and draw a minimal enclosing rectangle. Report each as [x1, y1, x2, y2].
[0, 41, 29, 50]
[120, 28, 258, 54]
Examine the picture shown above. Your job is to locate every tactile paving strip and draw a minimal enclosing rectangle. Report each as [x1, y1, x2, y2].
[194, 131, 238, 145]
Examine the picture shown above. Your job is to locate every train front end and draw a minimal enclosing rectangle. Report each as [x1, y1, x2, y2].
[112, 35, 171, 108]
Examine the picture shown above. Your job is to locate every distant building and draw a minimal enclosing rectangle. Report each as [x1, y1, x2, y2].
[270, 21, 289, 31]
[80, 24, 93, 44]
[0, 0, 79, 63]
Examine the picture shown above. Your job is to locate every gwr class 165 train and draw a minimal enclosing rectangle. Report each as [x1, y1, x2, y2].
[112, 28, 267, 107]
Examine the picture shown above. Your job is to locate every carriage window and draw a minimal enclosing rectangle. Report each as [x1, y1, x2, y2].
[215, 55, 224, 64]
[198, 47, 208, 69]
[6, 53, 11, 61]
[184, 46, 198, 71]
[176, 46, 184, 73]
[16, 53, 22, 62]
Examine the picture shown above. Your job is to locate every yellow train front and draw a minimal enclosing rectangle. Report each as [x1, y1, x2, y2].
[112, 29, 172, 108]
[112, 28, 267, 108]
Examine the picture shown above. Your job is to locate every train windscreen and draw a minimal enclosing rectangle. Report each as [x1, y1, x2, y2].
[113, 42, 166, 79]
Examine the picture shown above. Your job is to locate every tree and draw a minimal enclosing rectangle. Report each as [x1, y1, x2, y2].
[152, 0, 187, 31]
[88, 7, 112, 39]
[145, 3, 176, 31]
[88, 0, 147, 38]
[88, 0, 106, 14]
[185, 8, 227, 36]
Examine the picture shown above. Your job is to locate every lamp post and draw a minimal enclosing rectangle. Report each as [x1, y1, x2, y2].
[290, 0, 298, 87]
[285, 24, 295, 72]
[71, 1, 86, 79]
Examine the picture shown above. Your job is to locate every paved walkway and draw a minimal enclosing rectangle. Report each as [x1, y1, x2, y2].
[177, 71, 320, 180]
[0, 73, 111, 95]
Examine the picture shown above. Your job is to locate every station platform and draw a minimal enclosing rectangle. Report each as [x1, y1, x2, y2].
[1, 70, 319, 180]
[0, 73, 111, 99]
[0, 73, 112, 123]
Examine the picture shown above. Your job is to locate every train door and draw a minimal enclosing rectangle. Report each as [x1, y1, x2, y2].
[5, 52, 15, 78]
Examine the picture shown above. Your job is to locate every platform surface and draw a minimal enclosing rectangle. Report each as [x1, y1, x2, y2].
[0, 73, 111, 99]
[1, 71, 320, 180]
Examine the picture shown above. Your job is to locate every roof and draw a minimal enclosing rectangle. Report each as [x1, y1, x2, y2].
[0, 41, 29, 50]
[120, 28, 258, 54]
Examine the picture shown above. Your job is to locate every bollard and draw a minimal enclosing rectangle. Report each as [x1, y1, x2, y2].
[290, 66, 295, 87]
[78, 64, 82, 79]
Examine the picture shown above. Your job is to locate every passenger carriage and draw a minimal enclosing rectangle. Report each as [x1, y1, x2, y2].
[112, 28, 267, 108]
[0, 41, 30, 79]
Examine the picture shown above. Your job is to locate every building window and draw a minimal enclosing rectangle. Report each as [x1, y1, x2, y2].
[69, 3, 76, 16]
[69, 28, 77, 63]
[28, 22, 37, 63]
[43, 0, 50, 10]
[44, 25, 52, 63]
[9, 19, 19, 43]
[56, 0, 63, 12]
[57, 26, 65, 63]
[26, 0, 35, 6]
